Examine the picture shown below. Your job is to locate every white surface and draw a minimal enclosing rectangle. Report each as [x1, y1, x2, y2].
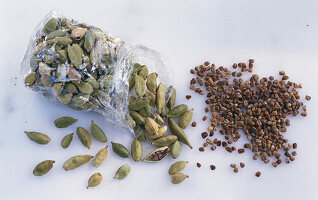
[1, 0, 318, 200]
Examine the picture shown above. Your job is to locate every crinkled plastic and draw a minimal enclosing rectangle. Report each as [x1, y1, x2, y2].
[21, 10, 171, 135]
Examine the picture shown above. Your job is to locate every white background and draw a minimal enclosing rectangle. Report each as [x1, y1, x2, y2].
[0, 0, 318, 200]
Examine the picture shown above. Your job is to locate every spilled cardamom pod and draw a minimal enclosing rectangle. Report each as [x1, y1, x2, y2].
[84, 30, 96, 52]
[143, 146, 169, 163]
[76, 127, 92, 149]
[61, 133, 73, 149]
[92, 146, 108, 167]
[90, 120, 107, 143]
[114, 164, 130, 180]
[33, 160, 55, 176]
[171, 173, 189, 184]
[168, 161, 188, 175]
[111, 142, 130, 158]
[24, 131, 51, 145]
[144, 117, 159, 135]
[131, 138, 142, 162]
[151, 135, 177, 148]
[144, 91, 156, 107]
[63, 155, 93, 171]
[54, 116, 78, 128]
[166, 86, 176, 110]
[168, 118, 193, 149]
[171, 141, 182, 159]
[87, 173, 103, 189]
[160, 106, 169, 117]
[178, 108, 194, 129]
[167, 104, 188, 118]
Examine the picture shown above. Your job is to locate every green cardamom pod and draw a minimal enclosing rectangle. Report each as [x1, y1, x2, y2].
[71, 27, 87, 40]
[128, 97, 150, 111]
[131, 138, 142, 162]
[87, 77, 100, 90]
[151, 135, 177, 148]
[67, 44, 84, 68]
[148, 126, 167, 140]
[168, 118, 193, 149]
[54, 37, 73, 46]
[167, 104, 188, 118]
[76, 127, 92, 149]
[138, 65, 149, 79]
[33, 160, 55, 176]
[178, 109, 194, 129]
[132, 63, 142, 74]
[144, 91, 156, 107]
[57, 49, 68, 63]
[160, 106, 169, 117]
[24, 131, 51, 145]
[114, 164, 130, 180]
[171, 141, 182, 159]
[156, 83, 165, 113]
[56, 64, 68, 81]
[87, 173, 103, 189]
[92, 145, 108, 167]
[61, 133, 73, 149]
[166, 86, 176, 110]
[64, 83, 78, 94]
[90, 120, 107, 143]
[58, 93, 73, 104]
[55, 44, 63, 52]
[24, 72, 36, 87]
[134, 75, 146, 97]
[38, 62, 51, 76]
[143, 146, 169, 163]
[136, 131, 147, 142]
[54, 116, 78, 128]
[46, 29, 68, 40]
[169, 161, 188, 175]
[84, 30, 96, 52]
[76, 82, 93, 94]
[145, 117, 159, 135]
[111, 142, 130, 158]
[43, 18, 58, 34]
[130, 116, 136, 127]
[63, 155, 93, 171]
[68, 67, 82, 82]
[171, 173, 189, 184]
[138, 104, 151, 117]
[130, 111, 145, 125]
[154, 113, 164, 125]
[128, 75, 135, 91]
[146, 72, 157, 94]
[52, 83, 63, 96]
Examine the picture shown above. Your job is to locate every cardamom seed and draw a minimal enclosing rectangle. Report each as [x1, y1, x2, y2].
[92, 145, 108, 167]
[171, 141, 182, 159]
[147, 126, 167, 140]
[24, 72, 36, 86]
[156, 83, 165, 113]
[168, 118, 193, 149]
[71, 27, 87, 40]
[138, 65, 149, 79]
[63, 155, 93, 171]
[128, 97, 150, 111]
[146, 72, 157, 94]
[111, 142, 130, 158]
[131, 138, 142, 162]
[143, 146, 169, 163]
[178, 109, 194, 129]
[61, 133, 73, 149]
[171, 173, 189, 184]
[130, 111, 145, 125]
[151, 135, 177, 148]
[54, 116, 78, 128]
[145, 117, 159, 135]
[76, 127, 92, 149]
[87, 173, 103, 189]
[90, 120, 107, 143]
[24, 131, 51, 145]
[33, 160, 55, 176]
[168, 161, 188, 175]
[167, 104, 188, 118]
[67, 44, 84, 68]
[134, 75, 146, 97]
[43, 18, 58, 34]
[166, 86, 176, 110]
[113, 164, 130, 180]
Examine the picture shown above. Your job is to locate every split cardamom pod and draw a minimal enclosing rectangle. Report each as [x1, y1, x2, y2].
[33, 160, 55, 176]
[24, 131, 51, 145]
[54, 116, 78, 128]
[63, 155, 93, 171]
[143, 146, 169, 163]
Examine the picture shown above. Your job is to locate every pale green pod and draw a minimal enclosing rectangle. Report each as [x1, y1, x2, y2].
[168, 118, 193, 149]
[166, 86, 176, 110]
[63, 155, 93, 171]
[92, 146, 108, 167]
[61, 133, 73, 149]
[178, 109, 194, 129]
[171, 173, 189, 184]
[24, 72, 36, 86]
[86, 77, 100, 90]
[145, 117, 159, 135]
[71, 27, 87, 40]
[114, 164, 130, 180]
[33, 160, 55, 176]
[171, 141, 182, 159]
[138, 65, 149, 79]
[132, 63, 142, 74]
[136, 131, 147, 142]
[147, 126, 167, 140]
[167, 104, 188, 118]
[128, 97, 150, 111]
[130, 111, 145, 125]
[144, 91, 156, 107]
[130, 117, 136, 128]
[90, 120, 107, 143]
[146, 72, 157, 94]
[64, 83, 78, 94]
[58, 93, 73, 104]
[156, 83, 165, 113]
[151, 135, 177, 148]
[111, 142, 130, 158]
[54, 116, 78, 128]
[84, 30, 96, 52]
[24, 131, 51, 145]
[131, 138, 142, 162]
[168, 161, 188, 175]
[87, 173, 103, 189]
[160, 106, 169, 117]
[67, 44, 84, 68]
[134, 75, 146, 97]
[154, 113, 164, 125]
[42, 18, 58, 34]
[129, 75, 135, 90]
[76, 127, 92, 149]
[54, 37, 73, 46]
[46, 29, 68, 40]
[143, 146, 169, 163]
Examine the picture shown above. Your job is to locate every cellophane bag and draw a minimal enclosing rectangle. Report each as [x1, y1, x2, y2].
[21, 10, 171, 135]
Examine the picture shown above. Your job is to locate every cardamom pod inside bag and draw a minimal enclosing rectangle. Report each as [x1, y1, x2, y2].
[21, 10, 171, 135]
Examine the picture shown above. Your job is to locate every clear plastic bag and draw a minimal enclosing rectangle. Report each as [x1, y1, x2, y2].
[21, 10, 171, 135]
